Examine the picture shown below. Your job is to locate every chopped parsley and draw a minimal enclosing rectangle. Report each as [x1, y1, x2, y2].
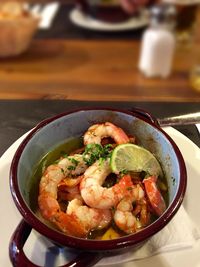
[67, 157, 79, 171]
[171, 176, 176, 186]
[83, 143, 112, 166]
[60, 151, 68, 158]
[60, 168, 65, 174]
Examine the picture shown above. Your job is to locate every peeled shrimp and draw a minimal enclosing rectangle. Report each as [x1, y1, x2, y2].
[114, 175, 166, 234]
[113, 183, 148, 234]
[57, 184, 82, 202]
[67, 199, 112, 233]
[80, 160, 134, 209]
[114, 197, 137, 234]
[39, 154, 86, 203]
[38, 154, 93, 237]
[84, 122, 130, 145]
[143, 175, 166, 216]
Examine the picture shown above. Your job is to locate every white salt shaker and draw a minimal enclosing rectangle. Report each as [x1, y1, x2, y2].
[139, 4, 176, 78]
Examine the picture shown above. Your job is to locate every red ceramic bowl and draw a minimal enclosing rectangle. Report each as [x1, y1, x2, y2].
[9, 108, 187, 267]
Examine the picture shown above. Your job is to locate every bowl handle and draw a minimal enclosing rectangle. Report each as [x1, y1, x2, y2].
[130, 107, 160, 127]
[9, 219, 103, 267]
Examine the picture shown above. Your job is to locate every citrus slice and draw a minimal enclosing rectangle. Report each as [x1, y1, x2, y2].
[110, 143, 163, 176]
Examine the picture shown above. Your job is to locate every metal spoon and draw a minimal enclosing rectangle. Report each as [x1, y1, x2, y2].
[158, 112, 200, 127]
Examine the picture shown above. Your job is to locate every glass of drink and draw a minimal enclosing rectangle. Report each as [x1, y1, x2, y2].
[162, 0, 200, 42]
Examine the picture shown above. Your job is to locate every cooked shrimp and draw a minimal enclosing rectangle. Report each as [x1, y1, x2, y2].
[132, 198, 150, 227]
[80, 160, 133, 209]
[114, 197, 137, 234]
[84, 122, 130, 145]
[57, 184, 82, 201]
[38, 122, 168, 239]
[39, 154, 86, 204]
[58, 175, 83, 188]
[113, 183, 147, 234]
[38, 154, 91, 237]
[67, 199, 112, 232]
[143, 175, 166, 216]
[38, 193, 87, 237]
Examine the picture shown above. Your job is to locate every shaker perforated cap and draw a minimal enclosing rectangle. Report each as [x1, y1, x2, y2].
[150, 3, 176, 24]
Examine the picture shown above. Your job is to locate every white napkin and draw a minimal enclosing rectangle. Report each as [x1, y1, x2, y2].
[139, 206, 200, 256]
[38, 2, 59, 30]
[29, 2, 59, 30]
[98, 205, 200, 265]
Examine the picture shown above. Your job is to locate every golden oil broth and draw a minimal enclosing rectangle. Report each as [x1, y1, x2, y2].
[30, 137, 169, 239]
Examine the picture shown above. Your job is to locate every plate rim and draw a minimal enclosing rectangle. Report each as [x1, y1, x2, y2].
[69, 7, 149, 32]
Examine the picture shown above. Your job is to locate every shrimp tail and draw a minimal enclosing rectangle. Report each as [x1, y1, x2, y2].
[38, 194, 60, 220]
[54, 212, 87, 237]
[38, 194, 87, 237]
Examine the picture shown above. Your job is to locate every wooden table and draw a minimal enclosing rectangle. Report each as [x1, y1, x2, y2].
[0, 3, 200, 102]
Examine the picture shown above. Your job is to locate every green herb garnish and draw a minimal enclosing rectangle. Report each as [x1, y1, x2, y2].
[83, 143, 112, 166]
[67, 157, 79, 171]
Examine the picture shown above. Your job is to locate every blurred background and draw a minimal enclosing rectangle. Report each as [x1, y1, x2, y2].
[0, 0, 199, 100]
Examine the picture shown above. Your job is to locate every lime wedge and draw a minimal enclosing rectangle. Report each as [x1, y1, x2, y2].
[110, 143, 163, 176]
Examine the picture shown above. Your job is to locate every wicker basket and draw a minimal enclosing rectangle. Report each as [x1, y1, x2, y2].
[0, 2, 39, 57]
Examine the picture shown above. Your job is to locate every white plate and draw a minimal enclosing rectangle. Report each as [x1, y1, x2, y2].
[69, 8, 148, 32]
[0, 127, 200, 267]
